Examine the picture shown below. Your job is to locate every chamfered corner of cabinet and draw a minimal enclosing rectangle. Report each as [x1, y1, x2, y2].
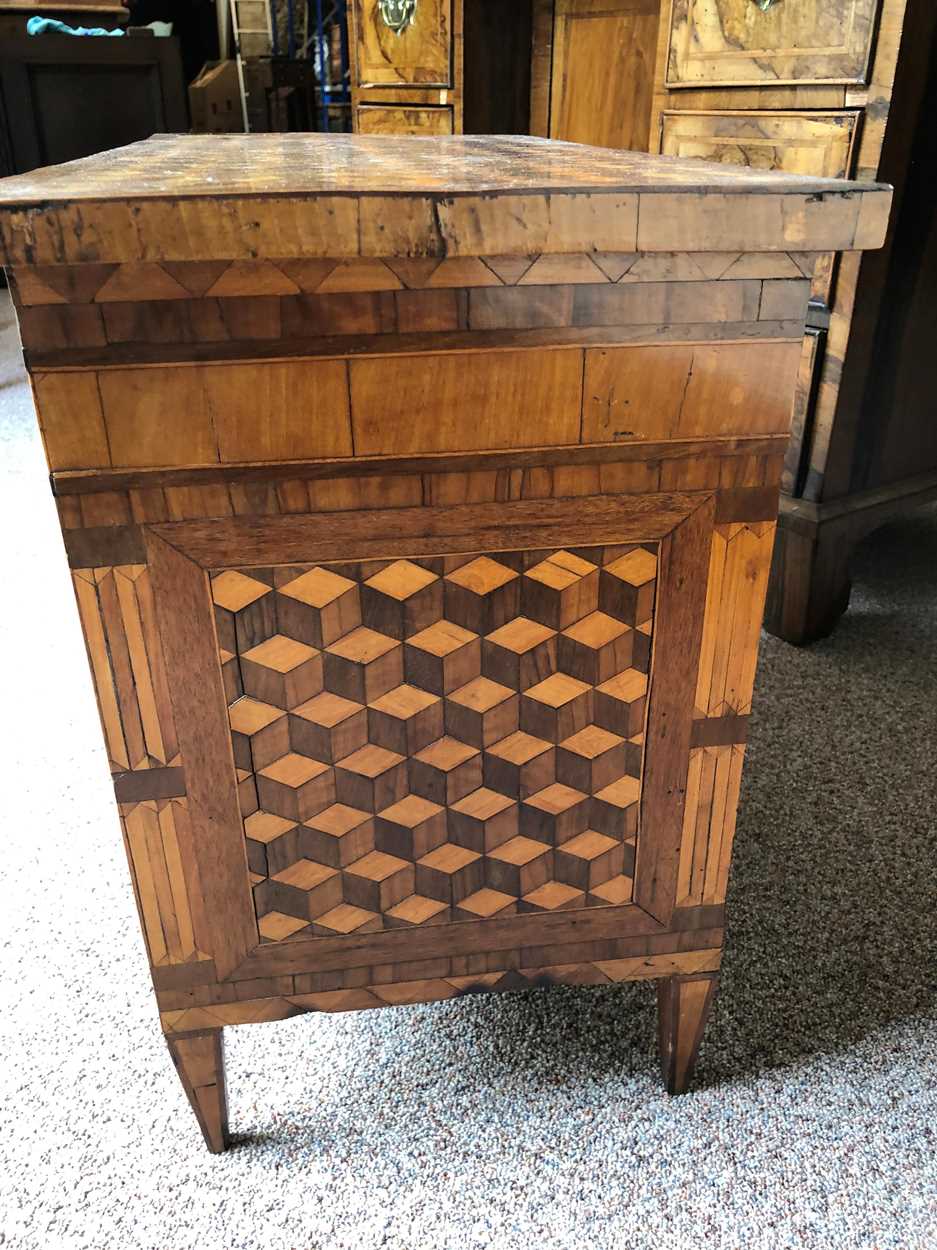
[852, 185, 894, 251]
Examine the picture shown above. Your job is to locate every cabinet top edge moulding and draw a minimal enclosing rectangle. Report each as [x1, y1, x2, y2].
[0, 133, 891, 265]
[666, 0, 880, 89]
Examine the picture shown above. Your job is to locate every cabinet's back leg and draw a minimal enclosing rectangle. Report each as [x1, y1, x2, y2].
[165, 1029, 229, 1153]
[657, 973, 719, 1095]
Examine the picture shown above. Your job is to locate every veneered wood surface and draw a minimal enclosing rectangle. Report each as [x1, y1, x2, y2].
[657, 971, 718, 1094]
[0, 135, 890, 264]
[550, 0, 660, 152]
[666, 0, 878, 88]
[349, 348, 583, 455]
[355, 0, 452, 86]
[695, 521, 774, 720]
[146, 531, 257, 979]
[221, 542, 656, 941]
[72, 564, 178, 772]
[159, 947, 723, 1033]
[126, 487, 719, 985]
[660, 111, 859, 179]
[166, 1031, 228, 1152]
[633, 497, 712, 922]
[0, 133, 882, 201]
[582, 341, 803, 443]
[357, 105, 454, 134]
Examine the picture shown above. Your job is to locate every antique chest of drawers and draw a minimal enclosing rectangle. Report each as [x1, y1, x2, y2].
[0, 135, 890, 1152]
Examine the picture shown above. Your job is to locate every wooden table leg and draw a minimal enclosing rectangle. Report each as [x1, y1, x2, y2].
[657, 972, 719, 1095]
[165, 1029, 230, 1153]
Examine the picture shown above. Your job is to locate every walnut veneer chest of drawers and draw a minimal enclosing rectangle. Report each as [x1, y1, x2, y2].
[0, 135, 890, 1152]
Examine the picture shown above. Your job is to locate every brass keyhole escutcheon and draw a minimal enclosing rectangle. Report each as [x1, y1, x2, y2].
[752, 0, 781, 10]
[379, 0, 416, 34]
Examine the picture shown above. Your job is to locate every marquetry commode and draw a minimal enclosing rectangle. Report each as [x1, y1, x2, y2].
[0, 135, 889, 1152]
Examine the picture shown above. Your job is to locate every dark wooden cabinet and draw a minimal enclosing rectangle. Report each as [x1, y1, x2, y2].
[0, 34, 187, 177]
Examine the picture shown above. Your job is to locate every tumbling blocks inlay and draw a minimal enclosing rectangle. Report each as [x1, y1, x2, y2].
[211, 545, 658, 941]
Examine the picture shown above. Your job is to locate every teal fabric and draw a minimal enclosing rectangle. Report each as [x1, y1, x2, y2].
[26, 16, 124, 36]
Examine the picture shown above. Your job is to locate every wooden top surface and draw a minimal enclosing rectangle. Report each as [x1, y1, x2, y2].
[0, 133, 887, 204]
[0, 135, 891, 265]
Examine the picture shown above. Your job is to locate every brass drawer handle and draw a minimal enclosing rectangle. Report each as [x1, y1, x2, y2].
[379, 0, 417, 34]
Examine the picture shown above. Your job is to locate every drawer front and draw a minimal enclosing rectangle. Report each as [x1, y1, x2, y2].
[660, 110, 858, 302]
[660, 110, 859, 179]
[666, 0, 878, 88]
[134, 493, 713, 978]
[355, 0, 452, 87]
[356, 104, 454, 134]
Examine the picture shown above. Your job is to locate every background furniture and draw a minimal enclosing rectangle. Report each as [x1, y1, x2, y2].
[765, 0, 937, 639]
[0, 32, 186, 176]
[349, 0, 931, 643]
[0, 133, 888, 1150]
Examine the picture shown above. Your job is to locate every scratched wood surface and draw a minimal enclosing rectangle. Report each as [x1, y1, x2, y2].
[0, 135, 891, 266]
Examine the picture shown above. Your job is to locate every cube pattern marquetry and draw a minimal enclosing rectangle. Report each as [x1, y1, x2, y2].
[210, 545, 657, 942]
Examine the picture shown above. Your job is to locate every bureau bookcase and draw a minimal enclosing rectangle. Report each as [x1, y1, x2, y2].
[0, 135, 890, 1151]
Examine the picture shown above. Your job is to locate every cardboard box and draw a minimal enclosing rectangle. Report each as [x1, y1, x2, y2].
[189, 60, 242, 133]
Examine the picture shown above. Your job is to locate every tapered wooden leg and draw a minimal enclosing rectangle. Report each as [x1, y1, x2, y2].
[657, 973, 719, 1095]
[166, 1029, 230, 1153]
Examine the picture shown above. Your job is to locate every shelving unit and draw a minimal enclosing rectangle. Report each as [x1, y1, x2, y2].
[229, 0, 350, 132]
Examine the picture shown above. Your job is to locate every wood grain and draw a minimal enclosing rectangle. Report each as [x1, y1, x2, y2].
[160, 947, 722, 1032]
[146, 531, 257, 978]
[71, 565, 178, 771]
[0, 136, 889, 264]
[165, 1031, 228, 1153]
[349, 349, 583, 455]
[357, 105, 454, 134]
[355, 0, 452, 86]
[666, 0, 877, 87]
[657, 971, 719, 1094]
[583, 341, 802, 444]
[633, 496, 713, 924]
[660, 111, 858, 180]
[550, 0, 660, 153]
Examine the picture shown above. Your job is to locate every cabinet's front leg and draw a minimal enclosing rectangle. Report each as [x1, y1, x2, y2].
[166, 1029, 229, 1153]
[657, 973, 719, 1095]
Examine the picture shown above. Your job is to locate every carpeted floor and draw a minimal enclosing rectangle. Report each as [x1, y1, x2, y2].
[0, 291, 934, 1250]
